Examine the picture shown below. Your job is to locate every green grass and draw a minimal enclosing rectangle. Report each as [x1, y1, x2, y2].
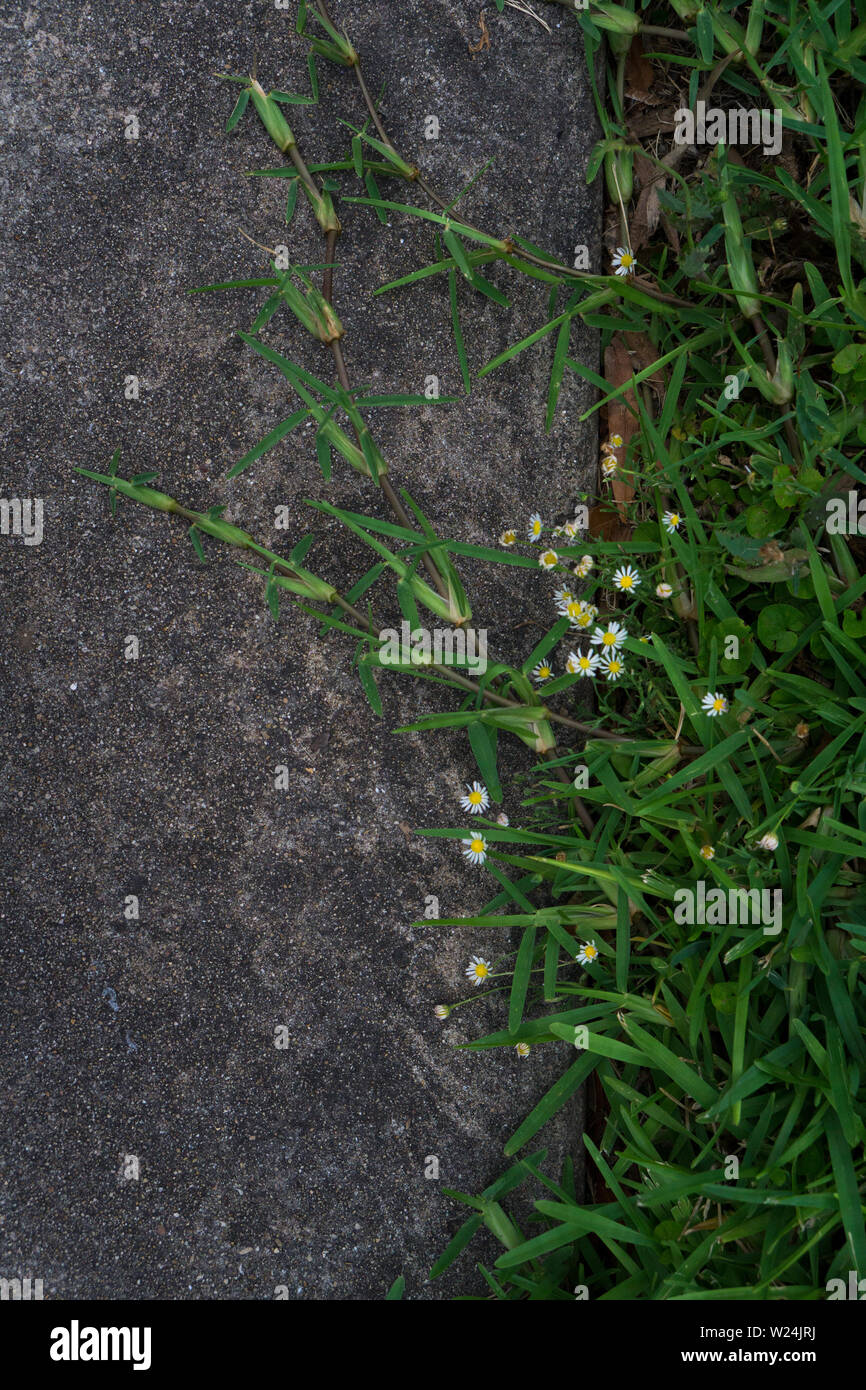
[416, 0, 866, 1300]
[78, 0, 866, 1300]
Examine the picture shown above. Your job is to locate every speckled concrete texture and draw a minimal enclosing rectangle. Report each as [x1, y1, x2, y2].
[0, 0, 599, 1297]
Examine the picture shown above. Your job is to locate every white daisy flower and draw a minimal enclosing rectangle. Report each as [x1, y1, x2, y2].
[527, 512, 543, 542]
[656, 582, 673, 598]
[500, 528, 517, 547]
[461, 835, 488, 865]
[601, 455, 618, 478]
[459, 781, 489, 815]
[532, 660, 554, 683]
[662, 510, 681, 533]
[554, 586, 575, 606]
[757, 832, 779, 851]
[557, 596, 583, 621]
[699, 845, 715, 861]
[434, 1004, 450, 1019]
[559, 597, 596, 629]
[601, 654, 625, 681]
[604, 434, 623, 450]
[612, 564, 641, 592]
[611, 247, 636, 276]
[701, 692, 728, 717]
[515, 1041, 531, 1058]
[577, 941, 600, 966]
[465, 955, 492, 986]
[566, 648, 599, 679]
[539, 549, 558, 570]
[591, 622, 627, 651]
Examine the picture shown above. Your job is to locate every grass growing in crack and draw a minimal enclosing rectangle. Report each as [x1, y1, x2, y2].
[419, 0, 866, 1301]
[78, 0, 866, 1299]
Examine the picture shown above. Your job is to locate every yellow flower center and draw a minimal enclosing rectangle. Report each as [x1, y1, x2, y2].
[620, 253, 634, 267]
[474, 963, 488, 978]
[585, 945, 598, 959]
[579, 657, 591, 670]
[607, 660, 621, 674]
[602, 632, 616, 646]
[713, 698, 725, 712]
[619, 575, 634, 588]
[469, 790, 482, 804]
[471, 838, 485, 854]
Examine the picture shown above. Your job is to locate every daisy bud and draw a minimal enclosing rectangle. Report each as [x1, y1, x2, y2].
[434, 1004, 450, 1020]
[757, 833, 779, 851]
[515, 1042, 531, 1058]
[656, 582, 673, 598]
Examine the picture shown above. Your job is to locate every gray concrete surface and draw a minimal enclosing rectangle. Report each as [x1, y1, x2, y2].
[0, 0, 599, 1298]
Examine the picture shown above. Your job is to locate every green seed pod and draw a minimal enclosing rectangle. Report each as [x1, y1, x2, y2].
[604, 147, 633, 206]
[110, 480, 176, 512]
[270, 568, 338, 604]
[249, 81, 295, 154]
[304, 286, 344, 341]
[482, 1201, 521, 1251]
[592, 2, 640, 54]
[721, 170, 761, 319]
[302, 186, 341, 235]
[744, 0, 765, 56]
[196, 516, 253, 547]
[277, 277, 329, 338]
[772, 337, 795, 402]
[74, 466, 177, 513]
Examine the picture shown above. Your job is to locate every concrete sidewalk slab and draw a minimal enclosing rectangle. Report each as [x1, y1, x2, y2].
[0, 0, 599, 1298]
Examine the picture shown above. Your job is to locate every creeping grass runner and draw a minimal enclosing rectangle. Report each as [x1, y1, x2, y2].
[80, 1, 866, 1299]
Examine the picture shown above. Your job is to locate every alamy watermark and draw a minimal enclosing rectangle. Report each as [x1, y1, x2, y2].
[0, 1275, 43, 1300]
[673, 101, 782, 157]
[674, 880, 782, 935]
[0, 497, 43, 546]
[826, 491, 866, 535]
[377, 621, 488, 675]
